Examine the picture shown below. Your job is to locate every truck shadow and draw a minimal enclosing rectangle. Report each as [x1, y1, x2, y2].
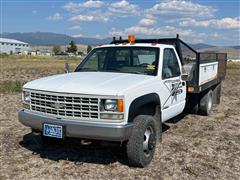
[162, 113, 188, 132]
[166, 113, 188, 124]
[19, 113, 187, 166]
[19, 132, 129, 166]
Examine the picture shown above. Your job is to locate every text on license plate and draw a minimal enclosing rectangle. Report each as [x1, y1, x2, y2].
[43, 124, 63, 138]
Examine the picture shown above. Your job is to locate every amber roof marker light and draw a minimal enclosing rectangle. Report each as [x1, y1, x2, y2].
[128, 35, 135, 44]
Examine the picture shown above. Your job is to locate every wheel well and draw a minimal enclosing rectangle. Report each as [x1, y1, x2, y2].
[138, 103, 157, 116]
[128, 93, 161, 123]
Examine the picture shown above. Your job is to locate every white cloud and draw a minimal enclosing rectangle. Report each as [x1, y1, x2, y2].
[69, 26, 81, 30]
[129, 26, 194, 37]
[82, 0, 104, 8]
[109, 27, 123, 37]
[109, 25, 211, 44]
[95, 34, 102, 38]
[70, 15, 108, 22]
[108, 0, 139, 16]
[63, 1, 104, 11]
[47, 13, 63, 21]
[211, 32, 220, 39]
[146, 0, 216, 18]
[180, 17, 240, 29]
[63, 2, 78, 11]
[63, 0, 139, 20]
[72, 34, 83, 38]
[64, 1, 139, 24]
[60, 0, 238, 46]
[139, 18, 157, 26]
[110, 26, 195, 38]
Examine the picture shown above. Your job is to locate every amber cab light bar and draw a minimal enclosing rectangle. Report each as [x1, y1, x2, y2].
[128, 35, 135, 44]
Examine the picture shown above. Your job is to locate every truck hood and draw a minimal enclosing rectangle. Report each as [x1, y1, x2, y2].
[23, 72, 153, 96]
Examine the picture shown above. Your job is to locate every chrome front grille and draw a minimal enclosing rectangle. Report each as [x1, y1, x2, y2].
[30, 92, 99, 119]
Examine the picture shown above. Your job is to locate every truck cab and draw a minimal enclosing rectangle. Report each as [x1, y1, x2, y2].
[19, 35, 227, 167]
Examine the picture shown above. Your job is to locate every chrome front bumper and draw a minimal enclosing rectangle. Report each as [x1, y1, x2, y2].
[18, 110, 132, 141]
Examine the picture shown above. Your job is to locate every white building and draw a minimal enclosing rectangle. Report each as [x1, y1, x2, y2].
[0, 38, 30, 54]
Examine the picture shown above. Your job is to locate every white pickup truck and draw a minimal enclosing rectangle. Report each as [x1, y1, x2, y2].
[19, 35, 227, 167]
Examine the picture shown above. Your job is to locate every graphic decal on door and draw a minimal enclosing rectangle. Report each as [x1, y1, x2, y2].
[162, 80, 183, 109]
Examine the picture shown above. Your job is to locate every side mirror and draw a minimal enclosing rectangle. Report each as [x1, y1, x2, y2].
[65, 63, 71, 73]
[181, 73, 190, 81]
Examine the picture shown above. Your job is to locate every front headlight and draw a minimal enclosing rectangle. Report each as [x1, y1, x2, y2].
[101, 99, 124, 112]
[22, 91, 31, 103]
[104, 99, 118, 111]
[100, 98, 124, 120]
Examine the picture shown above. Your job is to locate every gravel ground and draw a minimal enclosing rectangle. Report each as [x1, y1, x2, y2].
[0, 61, 240, 180]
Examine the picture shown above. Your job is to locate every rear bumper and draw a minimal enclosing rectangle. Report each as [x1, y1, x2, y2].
[18, 110, 132, 141]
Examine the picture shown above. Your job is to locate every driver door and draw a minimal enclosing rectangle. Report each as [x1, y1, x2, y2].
[161, 48, 186, 121]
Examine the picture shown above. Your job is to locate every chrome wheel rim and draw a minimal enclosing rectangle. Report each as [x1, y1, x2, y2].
[143, 126, 156, 157]
[208, 94, 213, 112]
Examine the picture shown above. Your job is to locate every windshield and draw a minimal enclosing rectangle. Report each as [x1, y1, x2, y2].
[75, 47, 159, 76]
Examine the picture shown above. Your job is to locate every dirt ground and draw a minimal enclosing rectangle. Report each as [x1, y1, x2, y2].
[0, 57, 240, 180]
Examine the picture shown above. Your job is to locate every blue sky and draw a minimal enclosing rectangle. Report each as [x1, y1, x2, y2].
[1, 0, 240, 45]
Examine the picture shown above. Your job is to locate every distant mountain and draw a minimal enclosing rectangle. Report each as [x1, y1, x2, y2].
[1, 32, 112, 46]
[74, 36, 112, 45]
[189, 43, 215, 50]
[230, 45, 240, 49]
[1, 32, 74, 45]
[1, 32, 239, 55]
[199, 46, 240, 59]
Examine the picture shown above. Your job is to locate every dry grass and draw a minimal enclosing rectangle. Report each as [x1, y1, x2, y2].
[0, 81, 23, 94]
[0, 55, 80, 82]
[0, 55, 80, 93]
[0, 56, 240, 179]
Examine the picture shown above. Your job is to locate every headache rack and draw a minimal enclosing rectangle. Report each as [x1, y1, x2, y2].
[111, 34, 227, 93]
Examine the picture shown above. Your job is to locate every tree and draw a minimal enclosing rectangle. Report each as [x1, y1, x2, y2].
[67, 41, 77, 54]
[87, 45, 92, 53]
[52, 45, 61, 54]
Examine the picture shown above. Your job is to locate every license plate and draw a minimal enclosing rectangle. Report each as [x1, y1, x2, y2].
[43, 124, 63, 138]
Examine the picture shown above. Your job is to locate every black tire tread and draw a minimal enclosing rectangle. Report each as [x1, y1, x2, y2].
[199, 90, 213, 116]
[127, 115, 156, 167]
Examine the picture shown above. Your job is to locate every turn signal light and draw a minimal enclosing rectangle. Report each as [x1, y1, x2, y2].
[128, 35, 135, 44]
[117, 99, 124, 112]
[188, 86, 194, 92]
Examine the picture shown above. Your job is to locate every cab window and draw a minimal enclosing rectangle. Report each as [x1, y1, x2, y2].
[80, 49, 107, 71]
[162, 48, 181, 79]
[76, 47, 159, 76]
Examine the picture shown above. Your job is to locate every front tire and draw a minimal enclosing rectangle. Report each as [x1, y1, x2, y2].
[127, 115, 157, 167]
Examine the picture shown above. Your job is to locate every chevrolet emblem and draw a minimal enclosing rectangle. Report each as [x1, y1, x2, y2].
[51, 102, 65, 109]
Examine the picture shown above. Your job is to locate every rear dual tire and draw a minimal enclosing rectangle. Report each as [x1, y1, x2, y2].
[199, 90, 213, 116]
[188, 89, 213, 116]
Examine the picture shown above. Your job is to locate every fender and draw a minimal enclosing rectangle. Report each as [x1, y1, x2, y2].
[128, 93, 161, 122]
